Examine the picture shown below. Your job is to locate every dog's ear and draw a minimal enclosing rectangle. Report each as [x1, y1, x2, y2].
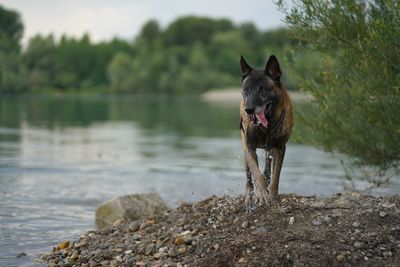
[240, 55, 253, 79]
[265, 55, 281, 82]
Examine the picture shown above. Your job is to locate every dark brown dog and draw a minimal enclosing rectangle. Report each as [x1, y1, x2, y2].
[239, 55, 293, 210]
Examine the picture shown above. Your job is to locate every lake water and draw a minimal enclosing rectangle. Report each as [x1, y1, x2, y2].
[0, 94, 398, 267]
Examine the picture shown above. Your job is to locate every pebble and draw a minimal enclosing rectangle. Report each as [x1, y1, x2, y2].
[125, 257, 136, 266]
[56, 241, 70, 250]
[158, 246, 168, 253]
[383, 251, 393, 257]
[352, 222, 360, 228]
[16, 252, 27, 258]
[128, 221, 140, 232]
[323, 216, 333, 225]
[255, 226, 273, 233]
[213, 243, 220, 251]
[115, 255, 122, 262]
[168, 247, 177, 257]
[132, 234, 141, 241]
[354, 241, 364, 248]
[241, 221, 249, 228]
[379, 211, 387, 218]
[177, 246, 187, 255]
[145, 243, 156, 255]
[336, 254, 345, 262]
[367, 232, 378, 237]
[233, 217, 240, 224]
[310, 201, 325, 208]
[103, 251, 112, 260]
[180, 230, 191, 235]
[174, 237, 185, 245]
[74, 240, 87, 248]
[289, 217, 295, 225]
[381, 202, 396, 209]
[312, 219, 322, 226]
[238, 257, 246, 263]
[140, 221, 149, 230]
[100, 260, 110, 266]
[70, 251, 79, 260]
[153, 252, 168, 259]
[113, 219, 124, 226]
[40, 254, 48, 261]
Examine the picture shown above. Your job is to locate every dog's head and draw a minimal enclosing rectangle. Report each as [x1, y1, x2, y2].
[240, 55, 282, 128]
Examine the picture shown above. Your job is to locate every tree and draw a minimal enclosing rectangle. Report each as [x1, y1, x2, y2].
[278, 0, 400, 183]
[107, 52, 136, 92]
[23, 34, 58, 89]
[163, 16, 234, 46]
[136, 20, 160, 45]
[0, 5, 24, 92]
[0, 5, 23, 53]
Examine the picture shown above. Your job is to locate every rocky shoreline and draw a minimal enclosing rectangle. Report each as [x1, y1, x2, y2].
[45, 193, 399, 267]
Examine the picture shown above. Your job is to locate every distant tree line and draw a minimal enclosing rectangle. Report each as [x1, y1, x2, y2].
[0, 5, 299, 94]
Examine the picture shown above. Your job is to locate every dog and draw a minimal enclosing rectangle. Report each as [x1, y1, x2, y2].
[239, 55, 293, 211]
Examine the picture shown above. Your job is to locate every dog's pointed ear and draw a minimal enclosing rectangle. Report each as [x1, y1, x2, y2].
[240, 55, 253, 78]
[265, 55, 281, 82]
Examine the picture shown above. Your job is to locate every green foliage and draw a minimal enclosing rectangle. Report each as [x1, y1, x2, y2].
[278, 0, 400, 178]
[105, 16, 297, 94]
[163, 16, 234, 46]
[0, 5, 25, 92]
[0, 5, 23, 53]
[0, 6, 297, 94]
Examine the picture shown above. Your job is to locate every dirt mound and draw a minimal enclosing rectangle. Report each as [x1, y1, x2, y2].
[46, 193, 400, 267]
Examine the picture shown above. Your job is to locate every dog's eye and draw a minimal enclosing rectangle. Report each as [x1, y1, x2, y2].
[242, 87, 250, 95]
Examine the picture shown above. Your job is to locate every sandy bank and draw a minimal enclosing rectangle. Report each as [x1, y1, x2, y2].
[201, 88, 313, 104]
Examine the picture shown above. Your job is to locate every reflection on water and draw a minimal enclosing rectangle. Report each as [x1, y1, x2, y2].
[0, 94, 398, 266]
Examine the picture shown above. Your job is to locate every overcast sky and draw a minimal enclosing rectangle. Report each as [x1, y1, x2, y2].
[1, 0, 286, 44]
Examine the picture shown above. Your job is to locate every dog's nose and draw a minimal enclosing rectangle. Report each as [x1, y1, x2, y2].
[245, 108, 254, 114]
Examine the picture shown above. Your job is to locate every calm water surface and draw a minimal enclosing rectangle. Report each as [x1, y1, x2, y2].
[0, 94, 398, 266]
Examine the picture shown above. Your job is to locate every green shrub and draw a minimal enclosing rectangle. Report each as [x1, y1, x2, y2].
[278, 0, 400, 183]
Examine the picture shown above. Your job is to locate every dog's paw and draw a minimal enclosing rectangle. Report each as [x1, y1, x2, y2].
[254, 188, 270, 207]
[267, 187, 279, 202]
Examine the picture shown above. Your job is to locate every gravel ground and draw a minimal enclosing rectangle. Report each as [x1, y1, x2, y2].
[44, 192, 400, 267]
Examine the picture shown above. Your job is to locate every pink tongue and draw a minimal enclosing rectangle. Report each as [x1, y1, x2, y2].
[256, 111, 268, 128]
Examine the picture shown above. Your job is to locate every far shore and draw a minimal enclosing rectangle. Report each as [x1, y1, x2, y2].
[201, 88, 313, 103]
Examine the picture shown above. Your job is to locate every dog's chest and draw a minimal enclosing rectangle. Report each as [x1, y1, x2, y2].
[245, 126, 280, 150]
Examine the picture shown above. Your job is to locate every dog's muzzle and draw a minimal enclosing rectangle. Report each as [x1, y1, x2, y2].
[248, 101, 273, 128]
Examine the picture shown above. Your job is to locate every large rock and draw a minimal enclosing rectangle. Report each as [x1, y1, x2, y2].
[95, 193, 168, 229]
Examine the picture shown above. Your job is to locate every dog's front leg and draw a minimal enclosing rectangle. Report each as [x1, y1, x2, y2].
[268, 145, 286, 200]
[244, 165, 254, 212]
[263, 150, 272, 188]
[244, 147, 269, 206]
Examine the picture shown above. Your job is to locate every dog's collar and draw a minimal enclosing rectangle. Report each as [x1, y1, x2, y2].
[268, 108, 286, 133]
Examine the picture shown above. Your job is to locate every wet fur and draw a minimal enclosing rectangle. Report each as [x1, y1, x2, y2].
[240, 55, 293, 210]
